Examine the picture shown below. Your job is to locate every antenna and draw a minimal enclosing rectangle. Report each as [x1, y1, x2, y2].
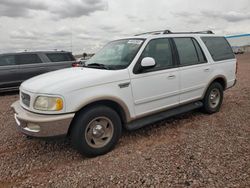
[70, 19, 73, 53]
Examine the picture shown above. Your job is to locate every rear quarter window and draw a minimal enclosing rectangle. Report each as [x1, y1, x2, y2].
[201, 37, 235, 61]
[46, 53, 75, 62]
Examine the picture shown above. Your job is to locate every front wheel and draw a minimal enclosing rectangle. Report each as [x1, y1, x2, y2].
[70, 105, 122, 157]
[202, 82, 224, 114]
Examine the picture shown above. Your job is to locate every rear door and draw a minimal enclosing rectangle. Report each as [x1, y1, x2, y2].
[17, 53, 46, 83]
[44, 52, 75, 71]
[0, 54, 19, 90]
[173, 37, 211, 103]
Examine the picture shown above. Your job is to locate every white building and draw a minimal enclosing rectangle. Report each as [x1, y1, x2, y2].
[226, 34, 250, 52]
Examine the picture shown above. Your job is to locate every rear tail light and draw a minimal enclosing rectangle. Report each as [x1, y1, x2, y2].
[72, 62, 80, 67]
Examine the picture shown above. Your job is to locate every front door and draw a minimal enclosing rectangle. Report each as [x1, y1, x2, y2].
[130, 38, 179, 117]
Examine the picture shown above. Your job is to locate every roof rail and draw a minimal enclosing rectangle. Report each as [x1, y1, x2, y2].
[134, 30, 172, 36]
[172, 30, 214, 34]
[134, 30, 214, 36]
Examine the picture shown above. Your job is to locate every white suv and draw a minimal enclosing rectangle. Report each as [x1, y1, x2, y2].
[12, 30, 237, 157]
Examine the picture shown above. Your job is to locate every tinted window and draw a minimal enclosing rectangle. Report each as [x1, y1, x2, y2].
[46, 53, 74, 62]
[174, 38, 202, 66]
[201, 37, 234, 61]
[16, 54, 42, 65]
[140, 38, 173, 71]
[0, 55, 16, 66]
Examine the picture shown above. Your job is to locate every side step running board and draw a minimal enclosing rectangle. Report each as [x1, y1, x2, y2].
[125, 101, 203, 131]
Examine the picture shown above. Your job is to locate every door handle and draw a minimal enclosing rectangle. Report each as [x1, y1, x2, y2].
[204, 68, 210, 72]
[168, 75, 176, 79]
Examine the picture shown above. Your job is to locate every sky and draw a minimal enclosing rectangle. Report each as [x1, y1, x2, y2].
[0, 0, 249, 54]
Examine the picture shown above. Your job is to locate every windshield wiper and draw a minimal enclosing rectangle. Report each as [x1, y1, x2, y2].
[85, 63, 109, 70]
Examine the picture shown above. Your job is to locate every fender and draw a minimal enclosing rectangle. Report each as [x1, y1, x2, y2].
[75, 95, 132, 122]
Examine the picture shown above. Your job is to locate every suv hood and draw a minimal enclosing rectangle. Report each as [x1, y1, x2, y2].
[21, 67, 130, 94]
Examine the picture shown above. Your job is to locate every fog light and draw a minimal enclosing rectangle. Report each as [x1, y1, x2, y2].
[26, 123, 40, 132]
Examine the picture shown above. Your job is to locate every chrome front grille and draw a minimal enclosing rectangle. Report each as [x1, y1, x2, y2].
[21, 92, 31, 107]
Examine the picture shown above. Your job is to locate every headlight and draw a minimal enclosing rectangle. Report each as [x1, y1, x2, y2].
[34, 96, 63, 111]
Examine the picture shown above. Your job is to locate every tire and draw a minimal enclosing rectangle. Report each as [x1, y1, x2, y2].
[202, 82, 223, 114]
[70, 105, 122, 157]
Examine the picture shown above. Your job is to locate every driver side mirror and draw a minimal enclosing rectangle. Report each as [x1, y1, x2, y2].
[141, 57, 156, 68]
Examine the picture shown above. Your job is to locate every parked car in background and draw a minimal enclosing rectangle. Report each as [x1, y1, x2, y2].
[76, 57, 86, 63]
[72, 57, 86, 67]
[0, 51, 76, 92]
[233, 47, 244, 54]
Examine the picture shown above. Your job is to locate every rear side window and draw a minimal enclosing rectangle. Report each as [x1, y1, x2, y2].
[201, 37, 234, 61]
[140, 38, 173, 71]
[174, 38, 206, 66]
[46, 53, 75, 62]
[0, 55, 16, 66]
[16, 54, 42, 65]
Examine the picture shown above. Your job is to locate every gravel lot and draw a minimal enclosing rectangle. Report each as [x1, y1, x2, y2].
[0, 53, 249, 188]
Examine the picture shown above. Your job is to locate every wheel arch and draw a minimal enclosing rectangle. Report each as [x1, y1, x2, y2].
[67, 97, 131, 136]
[202, 75, 227, 99]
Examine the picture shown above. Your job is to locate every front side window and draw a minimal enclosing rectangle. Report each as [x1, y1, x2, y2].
[139, 38, 173, 71]
[0, 55, 16, 66]
[46, 53, 75, 62]
[86, 39, 144, 70]
[174, 38, 205, 66]
[16, 54, 42, 65]
[201, 37, 235, 61]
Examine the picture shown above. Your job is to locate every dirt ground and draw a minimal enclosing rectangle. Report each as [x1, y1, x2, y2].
[0, 53, 249, 188]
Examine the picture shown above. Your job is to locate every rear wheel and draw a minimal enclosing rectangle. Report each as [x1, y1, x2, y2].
[70, 105, 122, 157]
[202, 82, 223, 114]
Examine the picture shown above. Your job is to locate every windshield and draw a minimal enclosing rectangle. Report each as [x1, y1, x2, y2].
[86, 39, 144, 70]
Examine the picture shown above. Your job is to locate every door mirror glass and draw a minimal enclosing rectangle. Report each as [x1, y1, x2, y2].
[141, 57, 156, 68]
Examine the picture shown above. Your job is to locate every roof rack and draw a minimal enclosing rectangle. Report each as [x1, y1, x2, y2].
[134, 30, 172, 36]
[135, 30, 214, 36]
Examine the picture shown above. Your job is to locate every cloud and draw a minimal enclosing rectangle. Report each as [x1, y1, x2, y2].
[10, 30, 41, 40]
[201, 11, 250, 22]
[0, 0, 47, 10]
[0, 0, 107, 19]
[50, 27, 72, 37]
[0, 0, 47, 17]
[1, 0, 250, 54]
[10, 27, 74, 41]
[0, 6, 29, 17]
[77, 33, 102, 40]
[50, 0, 107, 19]
[126, 14, 145, 22]
[174, 10, 250, 23]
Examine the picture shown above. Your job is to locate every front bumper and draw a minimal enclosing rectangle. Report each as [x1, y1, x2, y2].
[11, 101, 75, 138]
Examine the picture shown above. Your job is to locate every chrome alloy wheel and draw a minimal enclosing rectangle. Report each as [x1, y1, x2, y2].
[209, 88, 221, 108]
[85, 116, 114, 148]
